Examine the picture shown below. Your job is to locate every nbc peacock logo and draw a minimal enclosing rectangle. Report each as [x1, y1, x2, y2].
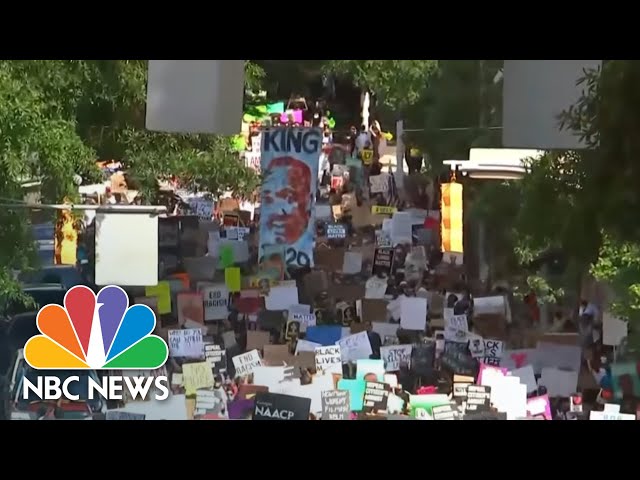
[22, 285, 170, 402]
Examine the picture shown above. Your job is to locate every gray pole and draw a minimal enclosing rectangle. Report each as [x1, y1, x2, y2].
[477, 60, 489, 285]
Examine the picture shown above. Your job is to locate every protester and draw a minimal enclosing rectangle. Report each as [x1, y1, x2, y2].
[355, 124, 372, 154]
[404, 143, 424, 174]
[66, 98, 622, 423]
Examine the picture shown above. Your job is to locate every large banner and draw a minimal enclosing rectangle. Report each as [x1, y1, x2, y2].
[259, 127, 321, 269]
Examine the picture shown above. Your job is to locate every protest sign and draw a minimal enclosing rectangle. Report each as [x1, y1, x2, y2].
[195, 389, 224, 416]
[375, 229, 392, 247]
[188, 198, 214, 221]
[232, 349, 263, 378]
[257, 310, 288, 331]
[253, 392, 311, 420]
[204, 344, 227, 373]
[372, 205, 396, 216]
[590, 403, 635, 420]
[144, 281, 171, 314]
[535, 342, 581, 373]
[225, 267, 241, 292]
[468, 334, 485, 358]
[539, 367, 578, 398]
[246, 330, 271, 351]
[463, 411, 507, 420]
[510, 365, 537, 394]
[177, 292, 204, 327]
[369, 173, 390, 194]
[483, 339, 504, 366]
[400, 297, 427, 331]
[465, 385, 491, 412]
[411, 341, 435, 376]
[259, 128, 321, 269]
[409, 394, 450, 419]
[285, 319, 301, 340]
[337, 331, 373, 363]
[295, 339, 321, 354]
[432, 404, 456, 420]
[372, 247, 394, 277]
[315, 345, 343, 375]
[291, 312, 316, 333]
[201, 284, 229, 321]
[356, 359, 385, 382]
[453, 382, 472, 399]
[444, 313, 468, 341]
[168, 329, 203, 358]
[363, 382, 391, 413]
[327, 223, 347, 240]
[441, 341, 477, 377]
[343, 251, 363, 275]
[182, 362, 215, 396]
[105, 411, 146, 421]
[321, 390, 350, 420]
[526, 395, 552, 420]
[380, 345, 413, 372]
[365, 276, 388, 299]
[265, 286, 299, 311]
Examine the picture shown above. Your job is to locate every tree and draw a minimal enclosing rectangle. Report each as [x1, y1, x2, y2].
[473, 61, 640, 321]
[323, 60, 439, 117]
[0, 61, 265, 299]
[561, 61, 640, 348]
[0, 61, 98, 302]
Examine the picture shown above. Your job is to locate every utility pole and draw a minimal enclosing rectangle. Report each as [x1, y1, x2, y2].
[477, 60, 489, 286]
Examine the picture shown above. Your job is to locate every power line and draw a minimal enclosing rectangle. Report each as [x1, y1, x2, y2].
[404, 126, 503, 133]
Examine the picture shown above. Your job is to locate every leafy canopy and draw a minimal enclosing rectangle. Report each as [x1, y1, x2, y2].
[0, 60, 264, 299]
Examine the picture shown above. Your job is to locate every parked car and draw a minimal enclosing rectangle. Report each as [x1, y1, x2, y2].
[17, 265, 96, 292]
[3, 349, 104, 420]
[0, 284, 67, 376]
[31, 223, 55, 267]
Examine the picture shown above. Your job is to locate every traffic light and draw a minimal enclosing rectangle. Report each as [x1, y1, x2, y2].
[441, 181, 463, 253]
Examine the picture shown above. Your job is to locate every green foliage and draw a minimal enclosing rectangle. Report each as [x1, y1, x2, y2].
[0, 60, 264, 301]
[324, 60, 439, 112]
[407, 60, 503, 163]
[121, 129, 260, 200]
[512, 274, 565, 305]
[591, 235, 640, 321]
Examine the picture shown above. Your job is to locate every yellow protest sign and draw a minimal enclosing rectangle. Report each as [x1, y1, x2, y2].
[144, 281, 172, 314]
[361, 149, 374, 165]
[225, 267, 241, 292]
[372, 205, 397, 216]
[182, 362, 215, 396]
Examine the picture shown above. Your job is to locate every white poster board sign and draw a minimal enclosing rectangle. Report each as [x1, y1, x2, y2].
[202, 284, 229, 320]
[603, 313, 628, 347]
[188, 198, 214, 221]
[168, 329, 203, 358]
[474, 296, 505, 316]
[95, 210, 158, 286]
[232, 349, 263, 378]
[369, 173, 390, 194]
[315, 345, 343, 374]
[380, 345, 413, 372]
[337, 331, 373, 363]
[400, 297, 427, 331]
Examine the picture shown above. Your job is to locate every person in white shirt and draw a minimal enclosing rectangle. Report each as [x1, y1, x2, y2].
[355, 125, 372, 153]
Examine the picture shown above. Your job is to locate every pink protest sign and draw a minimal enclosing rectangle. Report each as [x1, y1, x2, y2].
[526, 395, 552, 420]
[477, 363, 508, 386]
[280, 109, 303, 124]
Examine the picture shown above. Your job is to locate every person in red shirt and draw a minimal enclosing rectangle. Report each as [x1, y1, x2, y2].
[524, 292, 540, 324]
